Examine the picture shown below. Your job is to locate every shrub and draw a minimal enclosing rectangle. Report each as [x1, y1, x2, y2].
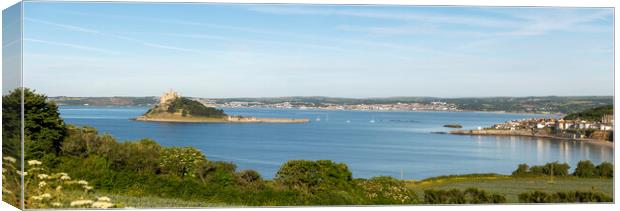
[356, 176, 417, 204]
[5, 157, 118, 208]
[518, 191, 551, 203]
[512, 164, 529, 176]
[158, 147, 206, 178]
[423, 188, 505, 204]
[464, 188, 506, 203]
[519, 190, 612, 203]
[237, 169, 263, 185]
[574, 160, 597, 178]
[596, 162, 613, 178]
[529, 166, 544, 175]
[275, 160, 353, 194]
[543, 162, 570, 176]
[512, 162, 571, 177]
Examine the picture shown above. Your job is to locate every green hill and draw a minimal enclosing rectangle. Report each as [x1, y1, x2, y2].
[564, 105, 613, 122]
[144, 96, 226, 118]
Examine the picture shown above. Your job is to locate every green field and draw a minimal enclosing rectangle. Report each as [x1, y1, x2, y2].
[406, 175, 614, 203]
[59, 175, 613, 207]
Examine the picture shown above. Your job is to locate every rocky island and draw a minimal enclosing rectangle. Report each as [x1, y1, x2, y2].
[135, 90, 309, 123]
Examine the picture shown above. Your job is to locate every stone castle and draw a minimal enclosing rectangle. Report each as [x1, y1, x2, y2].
[160, 90, 180, 106]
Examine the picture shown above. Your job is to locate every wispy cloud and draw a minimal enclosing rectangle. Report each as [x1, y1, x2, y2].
[250, 6, 612, 39]
[31, 9, 458, 58]
[25, 17, 202, 54]
[24, 38, 118, 54]
[247, 6, 521, 28]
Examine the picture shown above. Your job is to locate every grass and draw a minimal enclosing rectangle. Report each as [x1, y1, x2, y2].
[59, 175, 613, 207]
[406, 175, 613, 203]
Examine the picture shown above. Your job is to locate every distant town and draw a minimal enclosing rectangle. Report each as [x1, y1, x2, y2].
[451, 105, 614, 142]
[197, 99, 459, 112]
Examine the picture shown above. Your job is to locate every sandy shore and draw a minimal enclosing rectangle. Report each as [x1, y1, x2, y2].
[450, 129, 614, 147]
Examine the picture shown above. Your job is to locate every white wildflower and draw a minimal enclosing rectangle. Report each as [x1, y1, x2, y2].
[77, 180, 88, 185]
[2, 168, 6, 173]
[56, 186, 63, 191]
[91, 201, 114, 209]
[60, 175, 71, 180]
[37, 174, 49, 180]
[16, 170, 27, 176]
[40, 193, 52, 199]
[83, 185, 93, 191]
[2, 187, 13, 194]
[97, 196, 111, 202]
[38, 181, 47, 188]
[31, 196, 43, 201]
[28, 160, 42, 166]
[51, 202, 63, 207]
[70, 200, 94, 207]
[3, 156, 16, 163]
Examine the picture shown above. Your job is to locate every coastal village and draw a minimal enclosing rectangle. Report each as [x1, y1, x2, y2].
[451, 114, 614, 142]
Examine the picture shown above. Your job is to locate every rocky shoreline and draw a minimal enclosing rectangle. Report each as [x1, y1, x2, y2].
[449, 129, 613, 147]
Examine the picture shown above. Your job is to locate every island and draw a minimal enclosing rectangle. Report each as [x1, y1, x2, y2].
[135, 90, 309, 123]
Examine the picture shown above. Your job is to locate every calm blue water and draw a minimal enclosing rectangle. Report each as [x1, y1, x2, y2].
[59, 106, 614, 179]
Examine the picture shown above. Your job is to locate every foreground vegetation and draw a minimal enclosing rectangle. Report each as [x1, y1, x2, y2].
[408, 174, 612, 203]
[2, 88, 615, 208]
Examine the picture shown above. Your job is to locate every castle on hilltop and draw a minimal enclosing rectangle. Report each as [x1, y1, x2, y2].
[160, 90, 180, 105]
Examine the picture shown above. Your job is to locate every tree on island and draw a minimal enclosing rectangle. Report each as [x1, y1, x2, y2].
[142, 91, 226, 118]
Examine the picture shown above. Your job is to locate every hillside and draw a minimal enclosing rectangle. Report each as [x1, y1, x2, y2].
[49, 95, 613, 114]
[564, 105, 613, 122]
[142, 91, 226, 118]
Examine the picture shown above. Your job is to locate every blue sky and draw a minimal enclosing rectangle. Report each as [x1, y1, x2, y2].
[21, 2, 613, 98]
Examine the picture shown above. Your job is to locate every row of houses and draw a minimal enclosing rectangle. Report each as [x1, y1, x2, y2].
[492, 115, 614, 131]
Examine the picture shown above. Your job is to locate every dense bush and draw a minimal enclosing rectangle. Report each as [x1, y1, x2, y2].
[543, 162, 570, 176]
[159, 147, 206, 177]
[597, 162, 614, 178]
[423, 188, 505, 204]
[519, 190, 612, 203]
[355, 176, 418, 204]
[512, 162, 569, 177]
[275, 160, 353, 194]
[574, 160, 597, 177]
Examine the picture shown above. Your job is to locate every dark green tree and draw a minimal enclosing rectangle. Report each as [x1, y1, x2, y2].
[573, 160, 597, 178]
[512, 164, 530, 176]
[596, 162, 614, 178]
[3, 88, 66, 161]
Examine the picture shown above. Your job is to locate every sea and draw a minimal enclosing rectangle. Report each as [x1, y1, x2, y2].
[59, 106, 614, 179]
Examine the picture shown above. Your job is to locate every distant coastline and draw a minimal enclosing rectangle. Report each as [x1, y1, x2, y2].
[134, 115, 309, 123]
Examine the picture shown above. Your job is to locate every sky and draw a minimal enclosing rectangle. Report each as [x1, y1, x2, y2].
[19, 2, 614, 98]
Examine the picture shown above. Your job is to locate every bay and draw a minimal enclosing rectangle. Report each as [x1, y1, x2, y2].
[59, 106, 614, 179]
